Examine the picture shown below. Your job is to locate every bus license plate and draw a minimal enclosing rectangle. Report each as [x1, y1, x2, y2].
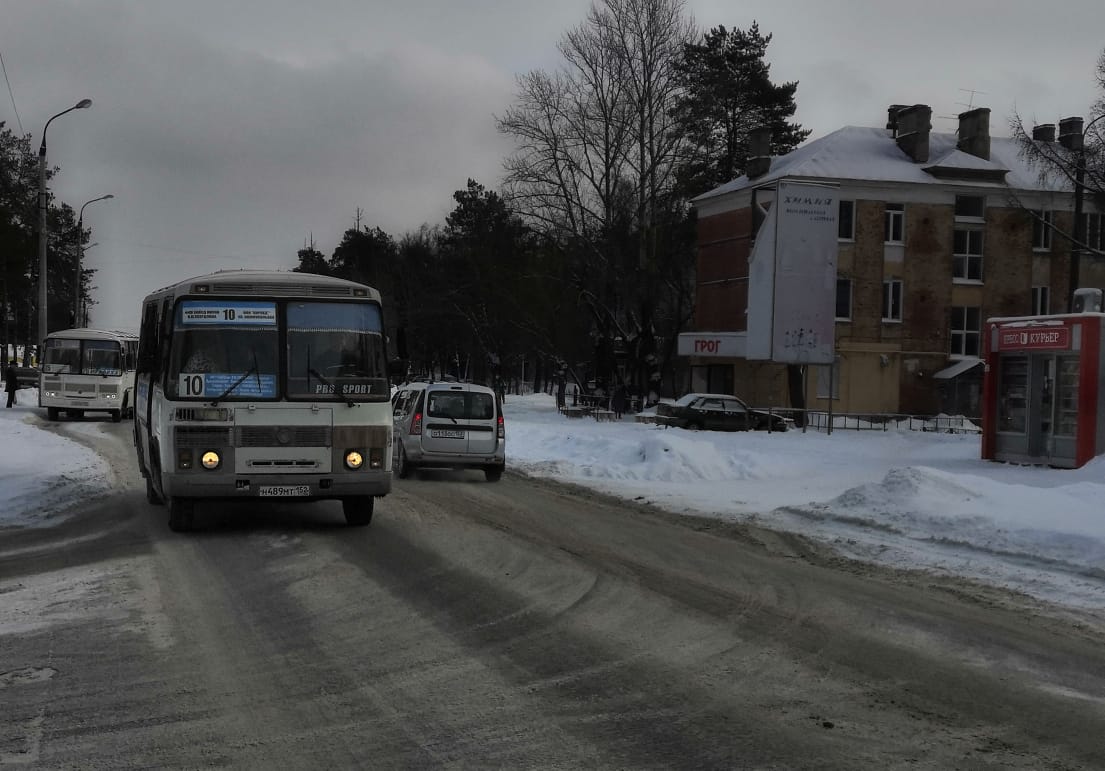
[258, 485, 311, 497]
[431, 429, 465, 439]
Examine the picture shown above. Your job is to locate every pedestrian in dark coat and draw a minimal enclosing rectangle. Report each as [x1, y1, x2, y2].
[612, 384, 627, 420]
[5, 360, 19, 408]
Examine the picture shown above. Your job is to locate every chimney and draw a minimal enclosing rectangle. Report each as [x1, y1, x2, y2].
[746, 126, 772, 179]
[957, 107, 991, 160]
[1032, 124, 1056, 142]
[895, 104, 931, 163]
[1058, 116, 1084, 151]
[886, 104, 909, 134]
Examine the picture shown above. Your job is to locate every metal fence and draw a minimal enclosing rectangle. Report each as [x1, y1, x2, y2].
[763, 408, 981, 435]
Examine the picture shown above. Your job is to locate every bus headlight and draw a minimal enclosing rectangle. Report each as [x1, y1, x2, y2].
[201, 450, 221, 470]
[344, 450, 364, 470]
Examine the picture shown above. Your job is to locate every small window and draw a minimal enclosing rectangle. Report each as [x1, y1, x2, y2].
[1082, 212, 1104, 251]
[953, 228, 984, 281]
[885, 204, 904, 244]
[950, 306, 981, 357]
[954, 195, 985, 220]
[838, 200, 855, 240]
[836, 277, 852, 320]
[1031, 286, 1050, 315]
[882, 279, 902, 322]
[1032, 210, 1053, 251]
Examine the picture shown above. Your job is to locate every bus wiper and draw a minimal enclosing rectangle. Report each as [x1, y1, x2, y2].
[209, 362, 259, 406]
[308, 367, 355, 408]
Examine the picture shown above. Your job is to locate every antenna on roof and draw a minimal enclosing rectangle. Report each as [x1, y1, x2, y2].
[956, 88, 988, 111]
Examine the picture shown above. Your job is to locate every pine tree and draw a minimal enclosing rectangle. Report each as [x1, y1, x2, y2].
[672, 23, 810, 196]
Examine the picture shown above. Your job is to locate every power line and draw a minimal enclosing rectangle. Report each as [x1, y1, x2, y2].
[0, 49, 23, 133]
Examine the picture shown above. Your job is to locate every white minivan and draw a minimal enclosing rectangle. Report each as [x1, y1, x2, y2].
[391, 380, 506, 481]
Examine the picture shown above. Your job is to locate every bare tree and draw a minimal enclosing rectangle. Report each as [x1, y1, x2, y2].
[1010, 48, 1105, 259]
[498, 0, 696, 398]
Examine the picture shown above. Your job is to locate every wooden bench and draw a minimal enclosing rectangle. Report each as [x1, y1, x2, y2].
[563, 406, 590, 419]
[592, 409, 618, 422]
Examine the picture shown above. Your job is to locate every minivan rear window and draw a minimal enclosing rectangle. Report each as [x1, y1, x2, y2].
[426, 391, 495, 420]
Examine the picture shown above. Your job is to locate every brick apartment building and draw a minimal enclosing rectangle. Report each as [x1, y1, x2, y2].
[685, 104, 1104, 417]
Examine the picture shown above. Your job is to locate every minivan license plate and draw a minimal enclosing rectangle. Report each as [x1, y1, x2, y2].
[259, 485, 311, 497]
[431, 429, 465, 439]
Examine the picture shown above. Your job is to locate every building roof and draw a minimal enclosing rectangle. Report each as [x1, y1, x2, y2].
[692, 126, 1069, 204]
[932, 357, 983, 380]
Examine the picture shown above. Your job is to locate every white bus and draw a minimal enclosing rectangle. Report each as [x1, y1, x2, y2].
[133, 270, 395, 531]
[39, 328, 139, 422]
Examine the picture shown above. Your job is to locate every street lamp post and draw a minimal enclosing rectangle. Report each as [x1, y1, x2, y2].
[1060, 112, 1105, 309]
[37, 98, 92, 348]
[74, 194, 113, 327]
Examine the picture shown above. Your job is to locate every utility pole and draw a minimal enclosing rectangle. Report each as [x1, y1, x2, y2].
[1059, 117, 1086, 309]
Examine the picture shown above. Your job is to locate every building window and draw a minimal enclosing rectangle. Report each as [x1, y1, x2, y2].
[885, 203, 904, 244]
[882, 279, 902, 321]
[836, 277, 852, 320]
[816, 361, 840, 400]
[838, 200, 855, 240]
[953, 228, 984, 281]
[1031, 286, 1050, 315]
[954, 195, 985, 220]
[1032, 210, 1053, 251]
[950, 306, 981, 357]
[1082, 212, 1104, 251]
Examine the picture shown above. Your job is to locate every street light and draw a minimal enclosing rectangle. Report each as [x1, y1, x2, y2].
[74, 194, 113, 327]
[37, 98, 92, 347]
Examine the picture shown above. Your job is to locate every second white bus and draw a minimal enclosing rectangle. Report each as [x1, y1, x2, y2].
[39, 328, 139, 422]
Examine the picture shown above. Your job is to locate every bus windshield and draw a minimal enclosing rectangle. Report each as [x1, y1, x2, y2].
[166, 298, 386, 401]
[286, 301, 388, 400]
[168, 300, 280, 400]
[43, 338, 123, 376]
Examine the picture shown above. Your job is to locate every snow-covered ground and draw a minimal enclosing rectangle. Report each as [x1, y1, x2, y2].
[3, 385, 1104, 611]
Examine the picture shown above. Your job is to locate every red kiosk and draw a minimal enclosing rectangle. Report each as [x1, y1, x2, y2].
[982, 312, 1105, 468]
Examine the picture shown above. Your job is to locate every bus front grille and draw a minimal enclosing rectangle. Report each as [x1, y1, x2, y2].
[176, 426, 234, 447]
[235, 426, 331, 448]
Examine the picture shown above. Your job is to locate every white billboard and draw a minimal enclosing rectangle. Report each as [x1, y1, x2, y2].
[746, 181, 838, 365]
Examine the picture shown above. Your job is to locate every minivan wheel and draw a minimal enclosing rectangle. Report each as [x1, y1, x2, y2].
[47, 407, 59, 421]
[343, 496, 374, 526]
[396, 445, 414, 479]
[484, 466, 503, 483]
[111, 409, 121, 423]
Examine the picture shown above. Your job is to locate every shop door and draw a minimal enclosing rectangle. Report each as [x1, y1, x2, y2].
[1028, 356, 1057, 460]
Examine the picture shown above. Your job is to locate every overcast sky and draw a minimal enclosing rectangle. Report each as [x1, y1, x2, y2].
[3, 0, 1102, 332]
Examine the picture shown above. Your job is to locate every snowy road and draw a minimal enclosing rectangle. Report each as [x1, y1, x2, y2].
[2, 419, 1105, 767]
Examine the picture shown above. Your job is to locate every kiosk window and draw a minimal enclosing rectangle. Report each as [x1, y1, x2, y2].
[998, 356, 1028, 433]
[1055, 357, 1079, 437]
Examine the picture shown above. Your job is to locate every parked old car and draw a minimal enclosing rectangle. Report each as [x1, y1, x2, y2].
[11, 365, 40, 389]
[654, 392, 789, 432]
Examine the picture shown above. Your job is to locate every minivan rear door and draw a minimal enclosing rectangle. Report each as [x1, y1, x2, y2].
[422, 386, 470, 455]
[464, 389, 498, 454]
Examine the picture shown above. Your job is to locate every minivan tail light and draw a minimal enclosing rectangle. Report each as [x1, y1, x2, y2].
[411, 412, 423, 435]
[497, 414, 504, 439]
